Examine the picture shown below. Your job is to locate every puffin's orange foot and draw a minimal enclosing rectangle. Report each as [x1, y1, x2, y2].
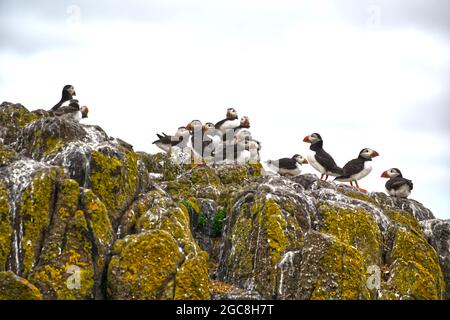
[358, 188, 367, 193]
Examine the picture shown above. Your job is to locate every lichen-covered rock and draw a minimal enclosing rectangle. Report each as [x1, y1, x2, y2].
[0, 102, 40, 145]
[0, 271, 42, 300]
[219, 176, 310, 298]
[1, 102, 448, 300]
[420, 219, 450, 299]
[218, 174, 448, 300]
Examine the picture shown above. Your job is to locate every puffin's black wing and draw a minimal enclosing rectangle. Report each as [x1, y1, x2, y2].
[386, 177, 413, 191]
[51, 100, 63, 111]
[52, 100, 80, 116]
[314, 149, 342, 174]
[278, 158, 298, 170]
[341, 158, 364, 177]
[215, 118, 228, 129]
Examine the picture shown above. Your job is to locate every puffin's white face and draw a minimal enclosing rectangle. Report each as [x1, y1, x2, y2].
[240, 116, 250, 127]
[63, 85, 76, 96]
[204, 123, 215, 131]
[293, 154, 308, 165]
[359, 148, 379, 159]
[226, 108, 237, 118]
[303, 133, 322, 144]
[187, 120, 202, 131]
[381, 168, 401, 178]
[235, 129, 252, 142]
[177, 127, 189, 136]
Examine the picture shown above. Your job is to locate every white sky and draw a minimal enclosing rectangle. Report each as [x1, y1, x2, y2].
[0, 0, 449, 218]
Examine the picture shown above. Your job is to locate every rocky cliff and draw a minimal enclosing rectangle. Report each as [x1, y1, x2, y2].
[0, 101, 449, 300]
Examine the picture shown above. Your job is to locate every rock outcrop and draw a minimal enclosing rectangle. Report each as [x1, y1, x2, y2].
[0, 101, 449, 300]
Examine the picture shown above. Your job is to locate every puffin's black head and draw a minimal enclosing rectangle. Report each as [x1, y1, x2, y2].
[240, 116, 250, 128]
[62, 85, 76, 100]
[226, 108, 238, 119]
[303, 133, 322, 144]
[293, 154, 308, 164]
[381, 168, 402, 178]
[359, 148, 379, 160]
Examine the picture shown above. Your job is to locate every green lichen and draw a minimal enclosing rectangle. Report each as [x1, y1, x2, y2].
[319, 204, 382, 267]
[0, 144, 18, 167]
[81, 190, 114, 273]
[19, 168, 62, 276]
[107, 230, 184, 300]
[174, 252, 210, 300]
[226, 213, 254, 277]
[256, 198, 288, 264]
[388, 228, 445, 299]
[0, 271, 42, 300]
[28, 179, 96, 300]
[337, 188, 379, 206]
[90, 149, 138, 223]
[217, 165, 248, 185]
[311, 240, 371, 300]
[0, 183, 11, 271]
[190, 167, 221, 186]
[385, 210, 422, 235]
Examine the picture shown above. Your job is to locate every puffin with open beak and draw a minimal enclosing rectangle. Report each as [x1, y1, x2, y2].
[335, 148, 379, 193]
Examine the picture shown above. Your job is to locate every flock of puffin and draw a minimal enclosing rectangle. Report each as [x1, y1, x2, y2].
[49, 85, 413, 199]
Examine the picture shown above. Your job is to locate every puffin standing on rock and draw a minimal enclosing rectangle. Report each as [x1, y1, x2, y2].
[51, 85, 76, 111]
[335, 148, 379, 192]
[267, 154, 308, 177]
[152, 126, 190, 153]
[215, 108, 240, 134]
[303, 133, 343, 180]
[50, 84, 89, 122]
[381, 168, 413, 198]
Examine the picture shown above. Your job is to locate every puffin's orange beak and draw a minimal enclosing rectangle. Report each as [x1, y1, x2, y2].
[73, 91, 77, 96]
[186, 123, 192, 131]
[381, 171, 388, 178]
[372, 150, 380, 158]
[303, 136, 310, 143]
[303, 159, 308, 164]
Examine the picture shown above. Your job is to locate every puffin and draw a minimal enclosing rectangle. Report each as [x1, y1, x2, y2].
[51, 100, 89, 122]
[248, 140, 261, 163]
[202, 122, 222, 160]
[215, 108, 240, 134]
[215, 139, 250, 165]
[303, 133, 343, 180]
[51, 85, 77, 111]
[223, 116, 250, 142]
[186, 119, 206, 164]
[381, 168, 413, 198]
[335, 148, 380, 192]
[152, 126, 190, 153]
[267, 154, 308, 177]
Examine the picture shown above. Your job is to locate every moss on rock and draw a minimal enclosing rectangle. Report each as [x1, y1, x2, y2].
[0, 271, 42, 300]
[90, 148, 138, 224]
[387, 228, 445, 299]
[0, 183, 11, 271]
[311, 239, 371, 300]
[107, 230, 184, 299]
[19, 168, 62, 276]
[318, 204, 382, 267]
[174, 252, 210, 300]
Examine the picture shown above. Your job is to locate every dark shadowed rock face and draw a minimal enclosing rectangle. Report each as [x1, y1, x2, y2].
[0, 102, 449, 300]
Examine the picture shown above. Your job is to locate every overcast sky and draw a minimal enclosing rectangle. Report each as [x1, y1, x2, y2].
[0, 0, 449, 218]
